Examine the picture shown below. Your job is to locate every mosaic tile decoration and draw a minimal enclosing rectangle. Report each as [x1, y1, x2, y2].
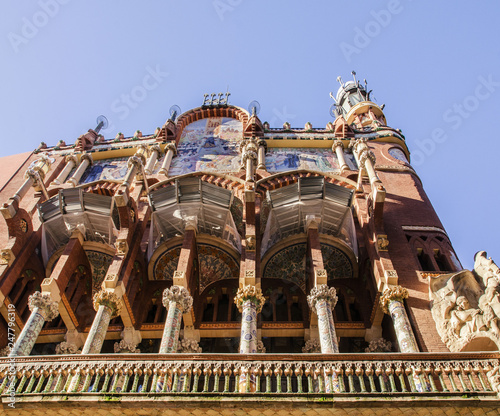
[86, 250, 114, 295]
[388, 147, 408, 163]
[321, 244, 353, 280]
[153, 244, 239, 291]
[265, 148, 358, 173]
[169, 117, 242, 176]
[198, 244, 239, 293]
[81, 157, 129, 183]
[263, 244, 307, 291]
[153, 247, 182, 281]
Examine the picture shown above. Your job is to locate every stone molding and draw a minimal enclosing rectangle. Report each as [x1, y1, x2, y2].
[162, 286, 193, 313]
[28, 291, 59, 321]
[307, 284, 338, 313]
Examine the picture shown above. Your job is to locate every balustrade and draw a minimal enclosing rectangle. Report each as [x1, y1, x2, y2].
[0, 354, 498, 399]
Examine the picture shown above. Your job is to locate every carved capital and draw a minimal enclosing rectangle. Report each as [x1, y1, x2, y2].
[242, 150, 258, 163]
[377, 234, 389, 251]
[149, 144, 162, 156]
[28, 291, 59, 321]
[127, 155, 143, 170]
[115, 239, 128, 256]
[257, 139, 267, 150]
[164, 142, 177, 155]
[332, 140, 344, 150]
[234, 285, 266, 313]
[80, 153, 93, 165]
[307, 284, 338, 313]
[0, 249, 14, 266]
[358, 149, 376, 167]
[302, 339, 321, 353]
[93, 290, 122, 317]
[55, 342, 81, 355]
[162, 285, 193, 313]
[65, 154, 78, 165]
[114, 339, 140, 353]
[380, 285, 409, 314]
[177, 338, 202, 353]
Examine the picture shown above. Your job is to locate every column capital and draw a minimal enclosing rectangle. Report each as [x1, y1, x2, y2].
[358, 149, 376, 167]
[80, 152, 93, 165]
[162, 285, 193, 313]
[307, 284, 338, 313]
[93, 290, 122, 317]
[234, 285, 266, 313]
[149, 144, 162, 156]
[332, 139, 344, 150]
[380, 285, 409, 314]
[257, 138, 268, 149]
[28, 292, 59, 321]
[65, 154, 78, 164]
[127, 154, 144, 170]
[164, 142, 177, 154]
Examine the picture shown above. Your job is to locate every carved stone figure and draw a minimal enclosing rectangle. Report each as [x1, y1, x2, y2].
[430, 253, 500, 352]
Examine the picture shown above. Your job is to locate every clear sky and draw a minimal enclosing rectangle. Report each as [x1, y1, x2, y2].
[0, 1, 499, 270]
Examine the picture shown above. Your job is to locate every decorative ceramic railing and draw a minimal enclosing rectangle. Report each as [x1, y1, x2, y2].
[1, 353, 499, 401]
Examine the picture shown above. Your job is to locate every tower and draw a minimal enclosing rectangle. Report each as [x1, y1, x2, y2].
[0, 77, 498, 413]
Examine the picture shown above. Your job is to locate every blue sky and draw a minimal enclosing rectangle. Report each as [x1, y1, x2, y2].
[0, 1, 499, 269]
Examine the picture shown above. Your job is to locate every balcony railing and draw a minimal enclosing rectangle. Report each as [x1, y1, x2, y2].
[1, 352, 499, 404]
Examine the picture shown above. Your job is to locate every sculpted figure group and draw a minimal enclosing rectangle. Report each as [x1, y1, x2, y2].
[430, 251, 500, 351]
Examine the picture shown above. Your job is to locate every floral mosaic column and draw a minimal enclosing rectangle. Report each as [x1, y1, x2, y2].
[9, 292, 59, 357]
[307, 284, 339, 354]
[380, 286, 418, 353]
[380, 286, 428, 392]
[81, 290, 121, 354]
[234, 285, 266, 354]
[159, 286, 193, 354]
[234, 285, 265, 393]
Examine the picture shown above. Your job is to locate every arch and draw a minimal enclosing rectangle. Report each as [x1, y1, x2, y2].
[148, 235, 240, 293]
[174, 105, 250, 144]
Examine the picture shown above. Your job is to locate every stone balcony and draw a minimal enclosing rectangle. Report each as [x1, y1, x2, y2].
[1, 352, 499, 411]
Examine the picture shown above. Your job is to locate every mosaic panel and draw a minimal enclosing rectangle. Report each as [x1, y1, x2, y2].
[198, 244, 239, 293]
[388, 147, 408, 163]
[266, 148, 358, 173]
[86, 250, 114, 295]
[153, 247, 181, 281]
[81, 157, 129, 183]
[169, 117, 242, 176]
[263, 244, 306, 291]
[321, 245, 353, 280]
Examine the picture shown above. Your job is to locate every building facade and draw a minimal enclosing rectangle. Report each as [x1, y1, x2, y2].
[0, 77, 499, 414]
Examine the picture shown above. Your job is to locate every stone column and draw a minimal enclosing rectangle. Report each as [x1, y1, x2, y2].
[234, 285, 266, 354]
[307, 284, 339, 354]
[257, 139, 267, 170]
[81, 290, 122, 354]
[159, 286, 193, 354]
[380, 286, 418, 353]
[68, 153, 93, 186]
[53, 154, 78, 185]
[144, 145, 162, 175]
[241, 140, 258, 182]
[159, 143, 177, 176]
[332, 140, 349, 172]
[350, 138, 381, 187]
[9, 292, 59, 357]
[122, 146, 148, 188]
